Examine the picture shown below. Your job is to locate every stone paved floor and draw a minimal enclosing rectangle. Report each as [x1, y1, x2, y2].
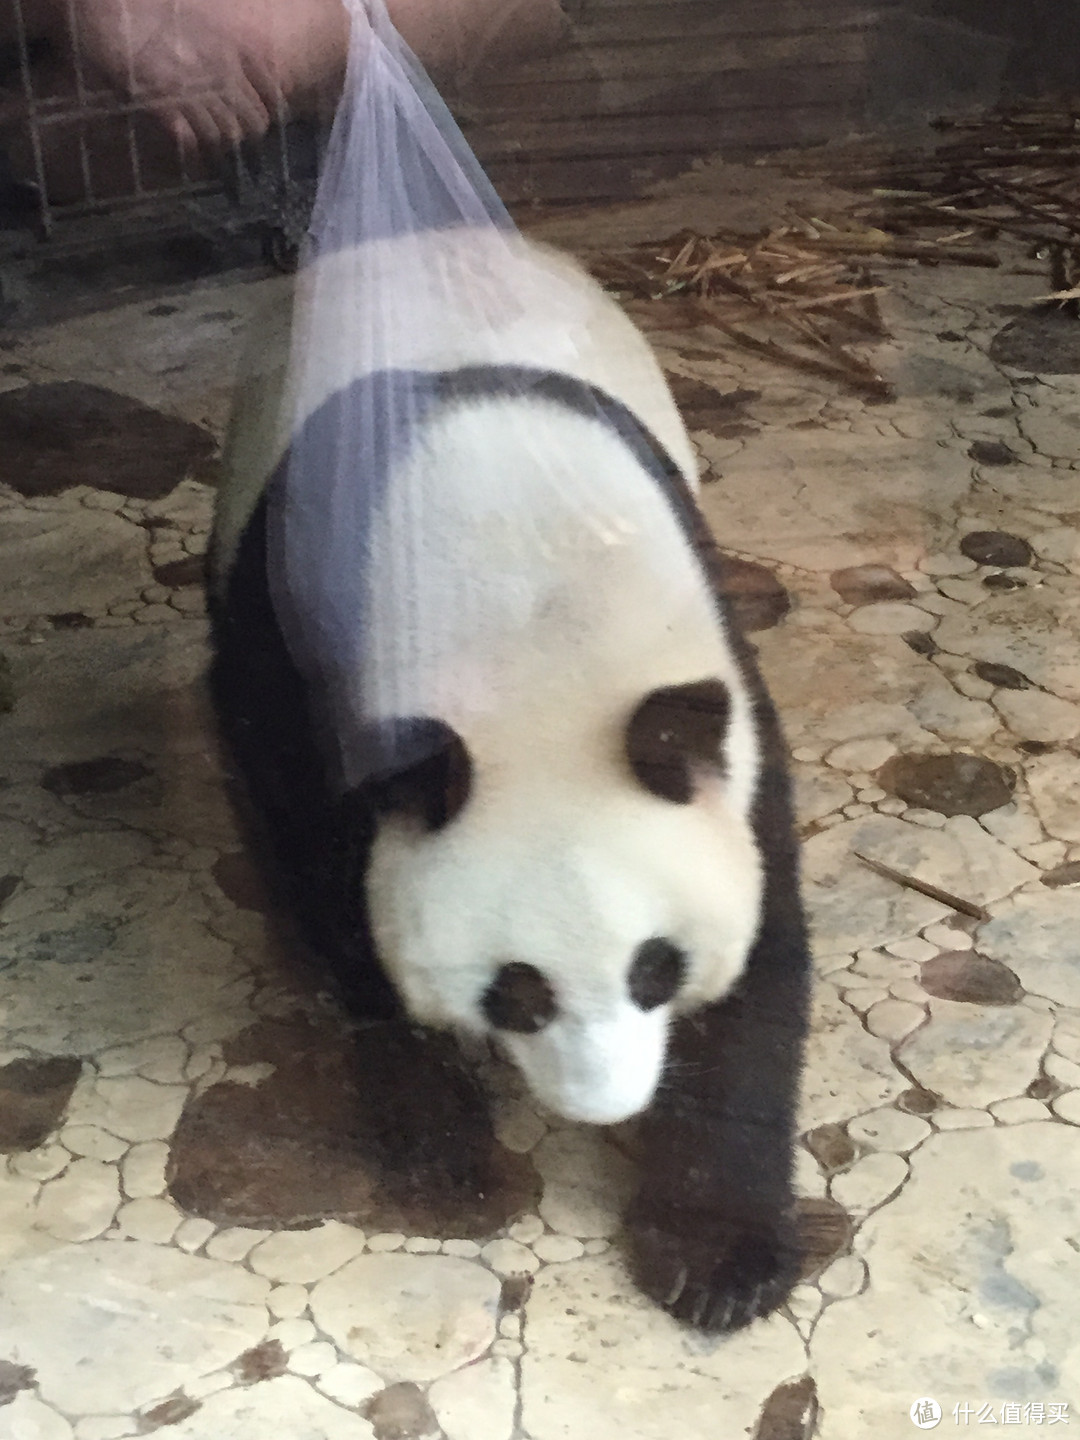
[1, 160, 1079, 1440]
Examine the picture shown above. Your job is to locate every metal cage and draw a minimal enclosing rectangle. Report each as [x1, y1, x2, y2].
[0, 0, 323, 315]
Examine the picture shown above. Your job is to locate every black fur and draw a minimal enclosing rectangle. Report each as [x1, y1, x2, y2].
[626, 680, 731, 803]
[208, 363, 811, 1334]
[482, 962, 559, 1034]
[627, 939, 687, 1012]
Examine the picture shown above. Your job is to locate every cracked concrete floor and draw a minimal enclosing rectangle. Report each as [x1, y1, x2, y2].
[1, 160, 1079, 1440]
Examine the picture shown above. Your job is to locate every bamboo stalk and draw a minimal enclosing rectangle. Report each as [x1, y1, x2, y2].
[852, 851, 990, 923]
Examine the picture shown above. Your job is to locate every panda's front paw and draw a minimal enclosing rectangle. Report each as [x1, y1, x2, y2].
[628, 1212, 800, 1334]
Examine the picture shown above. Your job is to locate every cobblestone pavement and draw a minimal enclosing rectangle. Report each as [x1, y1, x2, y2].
[1, 161, 1079, 1440]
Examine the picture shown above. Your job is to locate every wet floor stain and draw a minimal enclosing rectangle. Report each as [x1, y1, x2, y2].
[48, 611, 95, 629]
[167, 1014, 539, 1237]
[1042, 861, 1080, 890]
[0, 1359, 36, 1406]
[990, 310, 1080, 374]
[0, 653, 13, 713]
[795, 1197, 854, 1281]
[972, 661, 1031, 690]
[0, 381, 216, 499]
[958, 530, 1034, 568]
[499, 1275, 533, 1312]
[41, 756, 152, 797]
[1019, 739, 1056, 755]
[968, 440, 1019, 466]
[897, 1087, 940, 1115]
[903, 630, 938, 658]
[0, 875, 20, 910]
[1027, 1076, 1064, 1102]
[136, 1394, 202, 1432]
[363, 1382, 440, 1440]
[803, 1123, 857, 1175]
[920, 952, 1023, 1006]
[720, 555, 792, 632]
[0, 1056, 83, 1152]
[665, 374, 762, 431]
[232, 1341, 287, 1385]
[753, 1376, 820, 1440]
[876, 752, 1015, 817]
[830, 564, 916, 606]
[152, 555, 205, 588]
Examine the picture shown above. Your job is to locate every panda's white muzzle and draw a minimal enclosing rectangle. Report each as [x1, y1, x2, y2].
[499, 1001, 670, 1126]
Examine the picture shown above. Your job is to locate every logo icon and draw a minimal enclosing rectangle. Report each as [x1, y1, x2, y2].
[910, 1399, 942, 1429]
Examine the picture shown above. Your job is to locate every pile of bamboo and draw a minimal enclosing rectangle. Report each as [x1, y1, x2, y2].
[587, 224, 900, 398]
[789, 101, 1080, 311]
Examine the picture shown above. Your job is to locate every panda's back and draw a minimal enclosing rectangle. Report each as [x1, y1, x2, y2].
[357, 382, 735, 763]
[211, 230, 698, 594]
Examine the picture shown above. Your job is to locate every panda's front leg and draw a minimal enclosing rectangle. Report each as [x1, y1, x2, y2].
[626, 886, 810, 1334]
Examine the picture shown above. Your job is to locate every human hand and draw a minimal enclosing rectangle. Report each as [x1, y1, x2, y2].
[67, 0, 349, 154]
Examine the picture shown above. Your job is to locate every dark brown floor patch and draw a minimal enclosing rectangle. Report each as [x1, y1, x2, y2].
[795, 1197, 854, 1281]
[0, 653, 13, 713]
[968, 440, 1019, 466]
[903, 630, 938, 658]
[876, 752, 1014, 817]
[0, 1359, 36, 1405]
[665, 375, 761, 431]
[500, 1274, 533, 1313]
[153, 555, 205, 588]
[41, 757, 151, 797]
[363, 1383, 439, 1440]
[210, 853, 270, 914]
[1027, 1076, 1064, 1102]
[0, 382, 216, 500]
[753, 1377, 820, 1440]
[1020, 741, 1056, 757]
[48, 612, 95, 629]
[802, 1123, 856, 1175]
[830, 564, 916, 606]
[920, 951, 1023, 1006]
[990, 310, 1080, 375]
[973, 661, 1031, 690]
[720, 556, 791, 632]
[137, 1394, 202, 1432]
[232, 1340, 287, 1386]
[0, 1056, 83, 1152]
[958, 531, 1034, 568]
[0, 876, 19, 909]
[1042, 860, 1080, 890]
[897, 1087, 939, 1116]
[167, 1013, 539, 1237]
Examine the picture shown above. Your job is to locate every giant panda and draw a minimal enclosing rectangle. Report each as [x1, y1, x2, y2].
[207, 227, 811, 1334]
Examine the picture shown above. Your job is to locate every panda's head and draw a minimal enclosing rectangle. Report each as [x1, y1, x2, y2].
[362, 677, 763, 1126]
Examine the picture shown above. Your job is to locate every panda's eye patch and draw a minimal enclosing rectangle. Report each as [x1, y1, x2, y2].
[626, 679, 730, 804]
[482, 962, 558, 1034]
[628, 939, 687, 1011]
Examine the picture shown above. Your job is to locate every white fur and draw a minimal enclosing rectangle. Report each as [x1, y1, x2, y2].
[362, 398, 763, 1125]
[212, 230, 698, 593]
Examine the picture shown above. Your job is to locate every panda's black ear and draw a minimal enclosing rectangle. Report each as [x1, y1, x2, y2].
[626, 679, 730, 804]
[364, 718, 472, 831]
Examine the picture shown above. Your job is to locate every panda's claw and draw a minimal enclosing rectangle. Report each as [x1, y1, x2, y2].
[627, 1212, 800, 1336]
[664, 1265, 689, 1308]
